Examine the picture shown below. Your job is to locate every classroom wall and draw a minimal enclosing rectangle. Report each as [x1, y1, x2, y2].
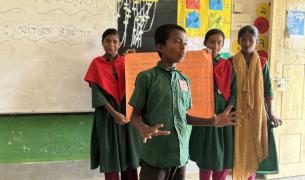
[2, 1, 305, 179]
[231, 0, 271, 58]
[0, 1, 117, 114]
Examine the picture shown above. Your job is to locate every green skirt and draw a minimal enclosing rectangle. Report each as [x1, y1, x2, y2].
[189, 93, 234, 170]
[90, 98, 140, 172]
[257, 115, 279, 174]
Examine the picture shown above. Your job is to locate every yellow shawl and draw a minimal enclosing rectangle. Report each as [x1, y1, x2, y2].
[232, 52, 268, 179]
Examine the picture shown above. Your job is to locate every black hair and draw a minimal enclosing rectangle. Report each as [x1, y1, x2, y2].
[102, 28, 119, 42]
[204, 29, 225, 44]
[238, 25, 259, 40]
[154, 24, 186, 57]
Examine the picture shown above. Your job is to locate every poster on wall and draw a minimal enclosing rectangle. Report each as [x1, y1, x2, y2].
[117, 0, 231, 53]
[177, 0, 231, 38]
[177, 0, 231, 54]
[287, 10, 305, 37]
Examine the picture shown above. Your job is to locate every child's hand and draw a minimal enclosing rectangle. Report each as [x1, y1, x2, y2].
[113, 112, 129, 125]
[138, 124, 171, 143]
[269, 113, 282, 128]
[202, 48, 212, 54]
[122, 48, 136, 56]
[213, 105, 242, 127]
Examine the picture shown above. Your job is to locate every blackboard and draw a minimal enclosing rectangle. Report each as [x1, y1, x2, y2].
[117, 0, 177, 53]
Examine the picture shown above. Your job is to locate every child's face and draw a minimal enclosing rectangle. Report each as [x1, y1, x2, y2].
[102, 34, 120, 57]
[238, 31, 257, 54]
[157, 30, 187, 64]
[204, 34, 224, 58]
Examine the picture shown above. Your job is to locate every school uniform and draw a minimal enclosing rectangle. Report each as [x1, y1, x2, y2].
[189, 55, 236, 179]
[232, 52, 278, 179]
[257, 56, 279, 175]
[84, 55, 140, 178]
[129, 62, 192, 180]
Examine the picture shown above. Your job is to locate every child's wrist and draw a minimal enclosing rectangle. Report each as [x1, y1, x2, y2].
[111, 111, 119, 119]
[209, 116, 216, 125]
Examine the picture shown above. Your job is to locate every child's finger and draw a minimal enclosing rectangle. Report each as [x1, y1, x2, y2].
[224, 105, 234, 114]
[228, 111, 243, 120]
[203, 48, 212, 54]
[152, 130, 171, 136]
[278, 119, 282, 126]
[227, 122, 240, 126]
[122, 118, 129, 124]
[152, 123, 164, 130]
[272, 120, 278, 127]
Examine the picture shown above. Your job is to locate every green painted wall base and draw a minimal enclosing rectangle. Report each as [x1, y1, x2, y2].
[0, 114, 93, 163]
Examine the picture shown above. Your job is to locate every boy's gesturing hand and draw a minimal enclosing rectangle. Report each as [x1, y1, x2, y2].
[213, 105, 242, 127]
[139, 124, 171, 143]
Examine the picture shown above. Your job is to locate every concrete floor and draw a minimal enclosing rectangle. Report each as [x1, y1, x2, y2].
[1, 160, 305, 180]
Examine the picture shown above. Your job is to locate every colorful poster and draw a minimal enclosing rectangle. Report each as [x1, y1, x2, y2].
[186, 11, 201, 28]
[177, 0, 231, 38]
[231, 39, 240, 55]
[210, 0, 224, 10]
[287, 11, 305, 36]
[254, 17, 269, 34]
[256, 2, 270, 18]
[125, 51, 214, 120]
[257, 35, 269, 51]
[187, 0, 200, 9]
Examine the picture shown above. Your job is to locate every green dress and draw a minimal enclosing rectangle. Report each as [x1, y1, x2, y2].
[189, 57, 236, 170]
[90, 83, 140, 172]
[257, 62, 279, 174]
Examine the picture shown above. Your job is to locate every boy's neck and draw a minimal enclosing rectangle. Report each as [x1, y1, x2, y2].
[104, 54, 117, 62]
[213, 54, 220, 59]
[160, 59, 176, 69]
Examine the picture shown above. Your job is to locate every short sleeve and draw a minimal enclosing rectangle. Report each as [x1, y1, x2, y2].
[186, 78, 192, 110]
[263, 63, 274, 99]
[128, 72, 149, 110]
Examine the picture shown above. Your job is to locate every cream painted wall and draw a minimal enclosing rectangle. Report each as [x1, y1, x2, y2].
[0, 1, 116, 113]
[231, 0, 271, 57]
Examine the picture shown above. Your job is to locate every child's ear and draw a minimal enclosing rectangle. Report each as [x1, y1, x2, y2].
[156, 43, 164, 53]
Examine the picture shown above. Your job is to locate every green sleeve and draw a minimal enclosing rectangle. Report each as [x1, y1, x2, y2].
[128, 72, 149, 110]
[263, 63, 273, 98]
[227, 68, 237, 107]
[186, 78, 192, 110]
[91, 83, 108, 108]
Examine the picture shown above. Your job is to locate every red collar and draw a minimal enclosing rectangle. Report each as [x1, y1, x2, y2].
[259, 56, 267, 68]
[84, 55, 125, 105]
[213, 58, 233, 101]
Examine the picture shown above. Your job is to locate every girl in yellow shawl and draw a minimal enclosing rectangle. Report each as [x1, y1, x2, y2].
[232, 25, 282, 180]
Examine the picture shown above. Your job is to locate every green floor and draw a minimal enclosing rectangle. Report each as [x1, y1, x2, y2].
[0, 114, 93, 163]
